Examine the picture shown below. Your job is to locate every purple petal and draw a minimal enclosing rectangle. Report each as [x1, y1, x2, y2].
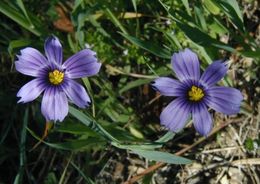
[61, 79, 91, 108]
[17, 78, 47, 103]
[152, 77, 186, 97]
[15, 47, 48, 77]
[44, 36, 63, 65]
[171, 48, 200, 81]
[204, 86, 243, 115]
[160, 97, 191, 132]
[41, 87, 68, 122]
[192, 103, 212, 136]
[200, 61, 228, 87]
[63, 49, 101, 79]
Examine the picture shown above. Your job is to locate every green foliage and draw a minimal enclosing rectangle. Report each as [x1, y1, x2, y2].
[245, 137, 260, 151]
[0, 1, 44, 36]
[120, 32, 172, 59]
[245, 138, 255, 151]
[130, 149, 191, 164]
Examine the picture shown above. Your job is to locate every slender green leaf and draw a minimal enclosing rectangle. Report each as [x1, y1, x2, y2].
[129, 125, 144, 139]
[67, 34, 78, 53]
[177, 21, 235, 52]
[72, 0, 84, 12]
[87, 14, 124, 49]
[155, 131, 175, 143]
[58, 154, 73, 184]
[218, 0, 244, 31]
[8, 39, 31, 54]
[16, 0, 33, 26]
[142, 173, 153, 184]
[111, 142, 162, 150]
[55, 121, 99, 136]
[27, 128, 105, 151]
[181, 0, 191, 16]
[240, 49, 260, 58]
[211, 43, 235, 52]
[149, 26, 182, 50]
[14, 108, 28, 184]
[131, 0, 137, 12]
[82, 77, 95, 116]
[203, 0, 220, 15]
[222, 0, 243, 23]
[104, 8, 128, 34]
[195, 6, 207, 31]
[131, 149, 192, 164]
[209, 18, 228, 35]
[0, 2, 41, 36]
[119, 78, 153, 94]
[70, 162, 95, 184]
[44, 173, 58, 184]
[69, 106, 120, 143]
[164, 32, 183, 50]
[120, 32, 171, 59]
[20, 108, 28, 167]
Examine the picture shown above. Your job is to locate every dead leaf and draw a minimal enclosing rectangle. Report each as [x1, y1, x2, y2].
[53, 6, 74, 33]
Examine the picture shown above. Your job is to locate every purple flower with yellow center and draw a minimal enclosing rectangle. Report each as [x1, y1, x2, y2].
[152, 48, 243, 136]
[15, 36, 101, 122]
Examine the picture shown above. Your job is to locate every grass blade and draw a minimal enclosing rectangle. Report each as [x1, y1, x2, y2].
[104, 8, 128, 34]
[120, 32, 171, 59]
[218, 0, 244, 31]
[16, 0, 33, 26]
[69, 106, 120, 143]
[14, 108, 28, 184]
[131, 149, 192, 164]
[0, 2, 41, 36]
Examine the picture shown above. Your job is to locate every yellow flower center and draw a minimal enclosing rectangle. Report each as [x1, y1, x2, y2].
[188, 86, 204, 101]
[49, 70, 64, 85]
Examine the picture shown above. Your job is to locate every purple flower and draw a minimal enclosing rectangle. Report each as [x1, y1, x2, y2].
[15, 36, 101, 122]
[152, 48, 243, 136]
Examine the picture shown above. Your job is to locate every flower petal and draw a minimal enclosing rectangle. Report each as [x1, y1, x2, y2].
[44, 36, 63, 65]
[17, 78, 47, 103]
[15, 47, 48, 77]
[61, 79, 91, 108]
[171, 48, 200, 81]
[41, 87, 68, 122]
[205, 86, 243, 115]
[151, 77, 186, 97]
[200, 61, 228, 87]
[192, 103, 212, 136]
[160, 97, 191, 132]
[63, 49, 101, 79]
